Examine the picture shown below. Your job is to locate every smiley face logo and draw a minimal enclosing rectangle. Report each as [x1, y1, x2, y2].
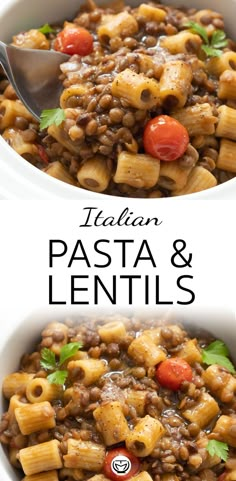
[111, 455, 132, 476]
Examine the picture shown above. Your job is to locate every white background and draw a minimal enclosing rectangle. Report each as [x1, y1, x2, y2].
[0, 199, 235, 481]
[0, 199, 235, 332]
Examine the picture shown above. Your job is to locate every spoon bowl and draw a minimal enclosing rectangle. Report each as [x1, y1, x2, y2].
[0, 41, 69, 120]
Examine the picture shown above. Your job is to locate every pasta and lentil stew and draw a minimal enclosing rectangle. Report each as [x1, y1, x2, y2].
[1, 316, 236, 481]
[1, 1, 236, 197]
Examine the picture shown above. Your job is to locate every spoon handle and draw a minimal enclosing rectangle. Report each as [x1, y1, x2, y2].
[0, 41, 8, 70]
[0, 41, 16, 89]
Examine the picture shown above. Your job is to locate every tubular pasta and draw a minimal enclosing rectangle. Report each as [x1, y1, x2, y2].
[126, 415, 165, 456]
[111, 69, 160, 110]
[19, 440, 63, 475]
[113, 151, 160, 189]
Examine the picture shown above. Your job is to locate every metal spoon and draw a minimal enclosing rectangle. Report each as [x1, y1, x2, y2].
[0, 41, 69, 121]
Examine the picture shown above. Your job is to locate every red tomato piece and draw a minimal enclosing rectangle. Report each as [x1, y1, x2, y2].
[156, 358, 193, 391]
[54, 27, 93, 56]
[37, 145, 49, 164]
[103, 447, 140, 481]
[143, 115, 189, 161]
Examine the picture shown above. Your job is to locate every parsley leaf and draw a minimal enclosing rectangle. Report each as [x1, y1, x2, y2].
[211, 30, 228, 49]
[47, 370, 68, 385]
[206, 440, 229, 461]
[59, 342, 83, 366]
[202, 340, 235, 374]
[39, 108, 66, 131]
[184, 21, 227, 57]
[184, 20, 208, 44]
[40, 341, 83, 385]
[40, 347, 56, 370]
[204, 340, 229, 357]
[38, 23, 56, 34]
[201, 46, 222, 58]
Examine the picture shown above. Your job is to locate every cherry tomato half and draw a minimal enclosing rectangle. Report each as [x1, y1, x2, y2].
[143, 115, 189, 161]
[104, 448, 140, 481]
[156, 358, 193, 391]
[54, 27, 93, 56]
[37, 145, 49, 164]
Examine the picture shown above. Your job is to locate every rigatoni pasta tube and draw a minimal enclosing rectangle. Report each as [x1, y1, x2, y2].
[87, 476, 110, 481]
[26, 378, 63, 404]
[67, 358, 108, 386]
[44, 161, 77, 187]
[15, 401, 55, 435]
[113, 152, 160, 189]
[63, 439, 105, 470]
[130, 473, 153, 481]
[137, 4, 166, 22]
[125, 390, 147, 416]
[203, 365, 236, 403]
[98, 321, 126, 343]
[176, 339, 202, 365]
[128, 334, 166, 367]
[2, 128, 38, 157]
[224, 471, 236, 481]
[111, 69, 160, 110]
[19, 440, 63, 475]
[172, 167, 217, 196]
[12, 29, 49, 50]
[22, 471, 59, 481]
[97, 12, 138, 41]
[48, 124, 81, 155]
[216, 105, 236, 141]
[137, 54, 159, 76]
[60, 84, 88, 109]
[77, 156, 111, 193]
[182, 392, 219, 428]
[0, 99, 33, 130]
[9, 395, 28, 419]
[158, 161, 192, 191]
[213, 415, 236, 447]
[216, 139, 236, 172]
[126, 415, 165, 457]
[93, 401, 129, 446]
[206, 51, 236, 77]
[160, 31, 202, 55]
[218, 70, 236, 100]
[159, 61, 193, 109]
[172, 103, 217, 136]
[3, 372, 34, 399]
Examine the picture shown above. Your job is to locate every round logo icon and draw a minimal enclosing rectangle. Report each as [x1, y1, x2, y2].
[111, 455, 132, 476]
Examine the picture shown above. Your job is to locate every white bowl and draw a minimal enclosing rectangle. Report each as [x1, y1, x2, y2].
[0, 306, 235, 481]
[0, 0, 236, 199]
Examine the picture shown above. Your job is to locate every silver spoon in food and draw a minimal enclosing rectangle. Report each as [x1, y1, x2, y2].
[0, 41, 69, 121]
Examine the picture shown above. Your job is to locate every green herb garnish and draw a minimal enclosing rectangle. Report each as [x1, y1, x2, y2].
[59, 342, 83, 365]
[184, 21, 228, 57]
[47, 370, 68, 385]
[40, 341, 83, 385]
[40, 348, 56, 371]
[206, 440, 229, 461]
[38, 23, 56, 35]
[202, 340, 235, 373]
[39, 108, 66, 131]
